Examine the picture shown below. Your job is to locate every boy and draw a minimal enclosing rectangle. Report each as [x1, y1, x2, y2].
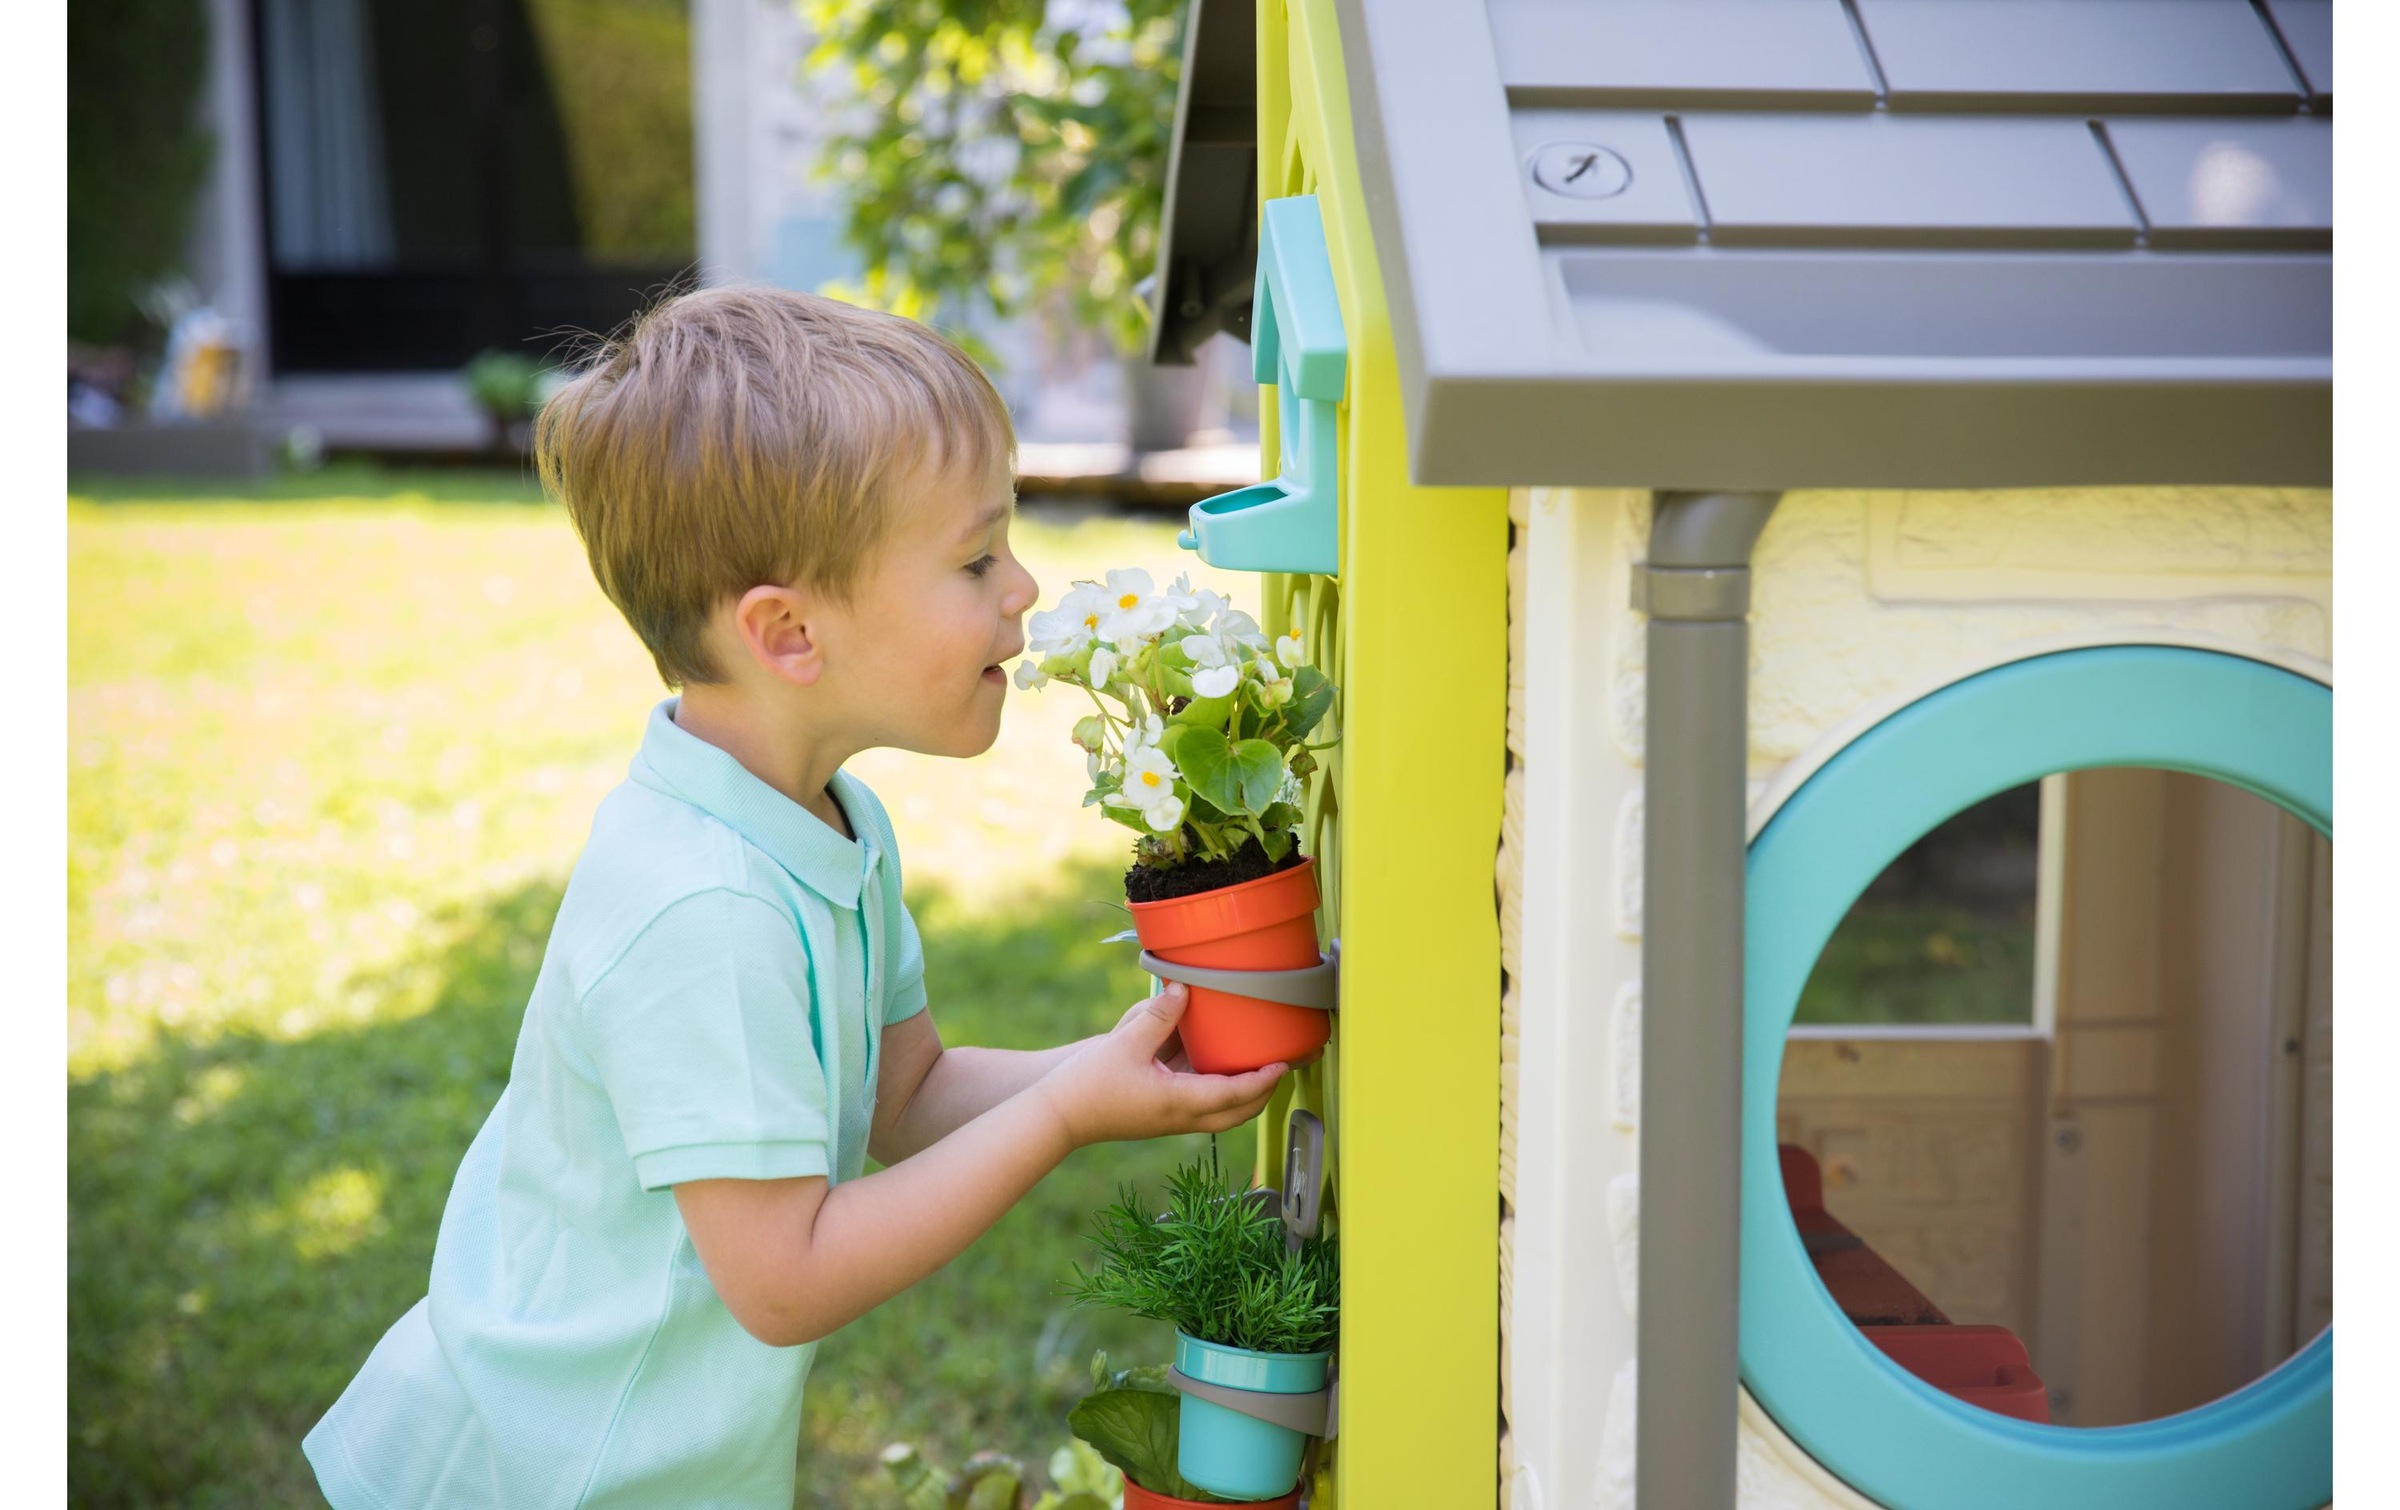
[302, 288, 1287, 1509]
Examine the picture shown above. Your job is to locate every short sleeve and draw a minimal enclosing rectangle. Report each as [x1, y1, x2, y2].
[581, 889, 832, 1191]
[884, 896, 928, 1026]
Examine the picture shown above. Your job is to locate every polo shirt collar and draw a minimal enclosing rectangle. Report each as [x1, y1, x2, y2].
[629, 698, 871, 908]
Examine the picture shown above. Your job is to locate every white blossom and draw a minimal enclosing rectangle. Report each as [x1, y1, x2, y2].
[1276, 630, 1307, 669]
[1014, 660, 1049, 690]
[1107, 742, 1185, 832]
[1216, 608, 1269, 648]
[1097, 568, 1176, 647]
[1029, 583, 1110, 655]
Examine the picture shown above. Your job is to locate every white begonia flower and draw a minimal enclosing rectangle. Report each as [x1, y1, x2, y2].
[1108, 742, 1185, 831]
[1029, 582, 1110, 655]
[1098, 568, 1177, 647]
[1276, 629, 1307, 669]
[1088, 644, 1119, 689]
[1180, 632, 1242, 700]
[1215, 608, 1269, 648]
[1087, 750, 1104, 784]
[1159, 573, 1203, 619]
[1014, 660, 1049, 690]
[1187, 587, 1232, 630]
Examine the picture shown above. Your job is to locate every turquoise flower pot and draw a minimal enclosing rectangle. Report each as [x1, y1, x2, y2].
[1172, 1333, 1330, 1502]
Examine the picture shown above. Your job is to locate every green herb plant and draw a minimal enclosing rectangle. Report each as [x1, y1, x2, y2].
[1067, 1146, 1339, 1358]
[1065, 1351, 1233, 1504]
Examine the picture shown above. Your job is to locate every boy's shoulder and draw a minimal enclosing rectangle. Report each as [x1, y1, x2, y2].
[550, 780, 800, 992]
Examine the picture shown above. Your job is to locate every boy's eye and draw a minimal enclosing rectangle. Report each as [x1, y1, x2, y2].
[965, 554, 998, 579]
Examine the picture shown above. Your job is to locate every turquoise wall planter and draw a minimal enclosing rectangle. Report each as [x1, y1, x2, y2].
[1743, 646, 2331, 1509]
[1177, 195, 1344, 576]
[1173, 1333, 1329, 1501]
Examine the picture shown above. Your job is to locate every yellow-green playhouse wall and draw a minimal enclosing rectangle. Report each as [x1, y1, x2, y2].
[1247, 1, 1511, 1504]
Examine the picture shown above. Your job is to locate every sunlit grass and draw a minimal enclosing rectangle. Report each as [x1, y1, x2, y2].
[68, 474, 1256, 1506]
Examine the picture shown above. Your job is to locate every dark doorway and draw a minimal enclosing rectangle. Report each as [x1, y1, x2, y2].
[253, 0, 697, 372]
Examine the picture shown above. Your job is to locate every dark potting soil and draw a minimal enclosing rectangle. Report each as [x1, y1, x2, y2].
[1124, 837, 1304, 905]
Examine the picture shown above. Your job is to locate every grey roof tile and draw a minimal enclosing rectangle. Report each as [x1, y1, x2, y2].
[2103, 116, 2331, 247]
[1679, 113, 2139, 246]
[1853, 0, 2300, 111]
[1511, 111, 1702, 243]
[1489, 0, 1877, 107]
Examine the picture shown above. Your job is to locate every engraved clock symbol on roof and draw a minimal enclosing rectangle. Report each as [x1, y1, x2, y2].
[1529, 141, 1633, 200]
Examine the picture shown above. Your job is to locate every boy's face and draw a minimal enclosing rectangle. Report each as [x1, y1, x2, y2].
[815, 457, 1038, 760]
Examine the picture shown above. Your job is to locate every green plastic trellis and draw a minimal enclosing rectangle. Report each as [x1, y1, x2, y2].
[1742, 645, 2331, 1510]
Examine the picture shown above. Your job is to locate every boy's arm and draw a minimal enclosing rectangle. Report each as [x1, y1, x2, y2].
[867, 1011, 1096, 1165]
[677, 983, 1282, 1349]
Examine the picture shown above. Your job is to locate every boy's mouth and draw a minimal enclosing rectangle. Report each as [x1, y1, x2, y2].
[983, 640, 1025, 685]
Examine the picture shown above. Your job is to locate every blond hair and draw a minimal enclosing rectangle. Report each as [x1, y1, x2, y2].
[535, 285, 1015, 686]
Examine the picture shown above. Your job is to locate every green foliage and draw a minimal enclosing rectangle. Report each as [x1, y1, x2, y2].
[68, 0, 214, 343]
[462, 350, 551, 422]
[1794, 903, 2036, 1027]
[524, 0, 698, 259]
[1068, 1146, 1339, 1358]
[1066, 1351, 1232, 1502]
[881, 1437, 1118, 1509]
[801, 0, 1185, 356]
[1025, 576, 1335, 872]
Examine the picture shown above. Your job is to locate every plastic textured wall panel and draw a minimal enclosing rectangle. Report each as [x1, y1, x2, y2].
[1488, 0, 1876, 107]
[1853, 0, 2301, 111]
[1679, 114, 2138, 247]
[2104, 117, 2331, 248]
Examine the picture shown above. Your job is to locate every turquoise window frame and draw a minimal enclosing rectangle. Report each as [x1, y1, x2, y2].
[1742, 645, 2332, 1510]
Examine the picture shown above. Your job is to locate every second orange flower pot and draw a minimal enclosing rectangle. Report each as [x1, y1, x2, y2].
[1128, 857, 1329, 1076]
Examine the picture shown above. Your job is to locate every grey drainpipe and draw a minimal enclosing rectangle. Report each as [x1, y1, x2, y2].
[1635, 490, 1781, 1510]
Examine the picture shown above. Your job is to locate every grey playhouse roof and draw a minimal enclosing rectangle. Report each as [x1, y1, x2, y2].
[1153, 0, 2331, 491]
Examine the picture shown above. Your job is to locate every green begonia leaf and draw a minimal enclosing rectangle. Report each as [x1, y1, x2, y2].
[1173, 728, 1242, 814]
[1260, 827, 1293, 863]
[1067, 1388, 1229, 1502]
[1285, 666, 1334, 741]
[1230, 739, 1284, 815]
[1170, 692, 1236, 732]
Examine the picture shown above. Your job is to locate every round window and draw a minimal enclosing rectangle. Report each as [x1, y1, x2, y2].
[1742, 647, 2330, 1510]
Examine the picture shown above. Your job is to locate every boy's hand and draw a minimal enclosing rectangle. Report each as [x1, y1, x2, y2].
[1035, 983, 1286, 1148]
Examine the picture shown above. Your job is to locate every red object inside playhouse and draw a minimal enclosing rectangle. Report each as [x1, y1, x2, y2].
[1779, 1143, 2051, 1424]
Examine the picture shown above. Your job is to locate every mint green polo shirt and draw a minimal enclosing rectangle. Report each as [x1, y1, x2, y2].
[304, 699, 928, 1509]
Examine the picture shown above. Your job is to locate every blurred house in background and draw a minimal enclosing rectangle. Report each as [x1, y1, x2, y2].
[169, 0, 1251, 469]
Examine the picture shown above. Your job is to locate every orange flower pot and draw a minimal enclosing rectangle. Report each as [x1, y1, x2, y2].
[1122, 1482, 1301, 1510]
[1128, 857, 1330, 1076]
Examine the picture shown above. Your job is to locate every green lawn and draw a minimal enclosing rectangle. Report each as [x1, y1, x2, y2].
[68, 473, 1256, 1507]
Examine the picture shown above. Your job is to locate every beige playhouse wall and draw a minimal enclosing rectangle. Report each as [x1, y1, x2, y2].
[1499, 486, 2331, 1510]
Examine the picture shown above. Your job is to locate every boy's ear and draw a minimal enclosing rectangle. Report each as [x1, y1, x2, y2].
[729, 584, 826, 688]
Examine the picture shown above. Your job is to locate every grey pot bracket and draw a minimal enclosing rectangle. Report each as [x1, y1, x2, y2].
[1135, 938, 1341, 1013]
[1106, 934, 1341, 1437]
[1167, 1354, 1340, 1442]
